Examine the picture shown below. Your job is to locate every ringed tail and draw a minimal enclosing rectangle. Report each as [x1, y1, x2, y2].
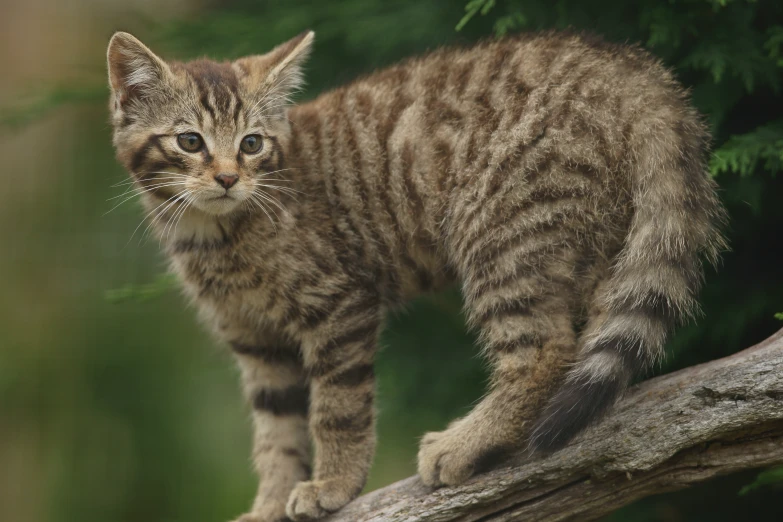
[529, 95, 726, 451]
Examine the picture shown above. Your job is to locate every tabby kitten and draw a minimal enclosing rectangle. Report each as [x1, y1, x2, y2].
[107, 30, 725, 521]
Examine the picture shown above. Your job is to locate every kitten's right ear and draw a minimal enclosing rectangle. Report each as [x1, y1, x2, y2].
[233, 31, 314, 116]
[107, 32, 171, 109]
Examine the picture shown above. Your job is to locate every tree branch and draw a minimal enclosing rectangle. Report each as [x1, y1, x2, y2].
[326, 328, 783, 522]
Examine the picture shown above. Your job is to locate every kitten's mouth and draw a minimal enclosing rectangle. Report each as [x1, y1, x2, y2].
[194, 191, 247, 216]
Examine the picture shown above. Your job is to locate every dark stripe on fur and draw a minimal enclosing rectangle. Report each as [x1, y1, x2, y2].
[253, 385, 309, 416]
[529, 371, 626, 451]
[330, 322, 378, 349]
[528, 327, 659, 451]
[230, 341, 302, 366]
[266, 135, 285, 171]
[626, 292, 680, 328]
[281, 446, 308, 462]
[324, 363, 375, 387]
[130, 134, 164, 173]
[310, 329, 376, 378]
[316, 407, 373, 433]
[490, 333, 541, 353]
[477, 297, 540, 324]
[200, 93, 216, 121]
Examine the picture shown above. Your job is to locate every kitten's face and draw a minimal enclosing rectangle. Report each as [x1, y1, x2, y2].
[107, 31, 313, 217]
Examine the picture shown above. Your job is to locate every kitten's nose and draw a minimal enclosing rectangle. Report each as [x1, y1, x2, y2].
[215, 173, 239, 190]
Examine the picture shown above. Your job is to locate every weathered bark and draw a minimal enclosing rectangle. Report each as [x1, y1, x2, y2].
[326, 328, 783, 522]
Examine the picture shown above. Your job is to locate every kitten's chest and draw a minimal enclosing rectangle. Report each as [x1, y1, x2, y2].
[171, 242, 282, 337]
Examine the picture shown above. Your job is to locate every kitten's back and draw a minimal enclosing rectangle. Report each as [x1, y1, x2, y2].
[290, 31, 726, 447]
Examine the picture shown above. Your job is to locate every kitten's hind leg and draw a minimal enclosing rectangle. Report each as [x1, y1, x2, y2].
[417, 251, 579, 487]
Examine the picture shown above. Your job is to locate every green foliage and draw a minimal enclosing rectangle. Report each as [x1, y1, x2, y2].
[711, 123, 783, 176]
[456, 0, 497, 31]
[766, 26, 783, 68]
[105, 273, 178, 303]
[739, 466, 783, 496]
[0, 84, 105, 130]
[775, 312, 783, 321]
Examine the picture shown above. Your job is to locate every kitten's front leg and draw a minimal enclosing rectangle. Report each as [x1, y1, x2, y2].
[231, 343, 310, 522]
[286, 302, 381, 521]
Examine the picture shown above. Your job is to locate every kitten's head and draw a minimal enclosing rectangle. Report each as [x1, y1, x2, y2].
[107, 31, 313, 216]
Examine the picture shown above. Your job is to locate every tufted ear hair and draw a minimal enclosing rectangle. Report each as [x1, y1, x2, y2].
[107, 32, 172, 111]
[233, 31, 314, 116]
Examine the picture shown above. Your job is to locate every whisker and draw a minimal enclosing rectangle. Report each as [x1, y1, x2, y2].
[125, 190, 187, 248]
[257, 167, 300, 177]
[256, 187, 301, 203]
[148, 193, 188, 235]
[110, 180, 141, 200]
[249, 84, 303, 119]
[247, 194, 271, 228]
[253, 178, 295, 183]
[253, 189, 288, 215]
[257, 102, 294, 114]
[163, 194, 194, 243]
[135, 180, 190, 189]
[109, 176, 188, 197]
[248, 193, 278, 233]
[138, 174, 190, 182]
[172, 194, 198, 241]
[105, 190, 150, 216]
[141, 191, 189, 244]
[134, 192, 187, 247]
[106, 181, 186, 201]
[137, 171, 188, 178]
[112, 172, 188, 188]
[249, 89, 294, 115]
[256, 183, 304, 196]
[254, 177, 305, 200]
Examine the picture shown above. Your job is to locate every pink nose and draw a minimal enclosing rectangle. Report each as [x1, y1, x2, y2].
[215, 173, 239, 189]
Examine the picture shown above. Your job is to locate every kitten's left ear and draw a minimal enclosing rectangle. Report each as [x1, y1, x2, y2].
[107, 32, 172, 110]
[234, 31, 314, 112]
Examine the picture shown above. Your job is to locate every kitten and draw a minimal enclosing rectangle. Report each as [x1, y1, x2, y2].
[107, 30, 725, 521]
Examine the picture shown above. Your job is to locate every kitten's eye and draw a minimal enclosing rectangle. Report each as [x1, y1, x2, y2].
[177, 133, 204, 152]
[240, 134, 263, 154]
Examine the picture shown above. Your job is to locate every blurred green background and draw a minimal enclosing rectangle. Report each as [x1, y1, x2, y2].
[1, 0, 783, 521]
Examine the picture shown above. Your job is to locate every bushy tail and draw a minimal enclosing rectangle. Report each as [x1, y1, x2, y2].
[529, 108, 726, 451]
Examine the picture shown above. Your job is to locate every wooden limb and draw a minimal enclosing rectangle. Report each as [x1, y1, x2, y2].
[325, 328, 783, 521]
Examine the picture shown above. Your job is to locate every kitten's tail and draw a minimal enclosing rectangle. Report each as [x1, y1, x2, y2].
[528, 105, 726, 452]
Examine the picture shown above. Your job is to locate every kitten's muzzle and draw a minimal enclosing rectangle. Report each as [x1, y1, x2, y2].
[215, 173, 239, 190]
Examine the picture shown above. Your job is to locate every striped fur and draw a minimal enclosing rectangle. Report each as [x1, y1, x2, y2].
[107, 30, 726, 521]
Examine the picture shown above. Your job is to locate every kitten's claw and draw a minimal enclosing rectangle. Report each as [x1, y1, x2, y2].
[417, 429, 477, 487]
[285, 479, 356, 521]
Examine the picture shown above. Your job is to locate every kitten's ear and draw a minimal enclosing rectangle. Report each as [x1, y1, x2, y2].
[234, 31, 314, 111]
[107, 32, 171, 109]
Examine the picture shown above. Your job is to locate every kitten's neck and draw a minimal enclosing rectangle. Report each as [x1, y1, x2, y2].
[162, 203, 231, 244]
[141, 196, 269, 253]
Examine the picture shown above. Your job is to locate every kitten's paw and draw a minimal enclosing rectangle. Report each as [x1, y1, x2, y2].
[417, 429, 476, 487]
[231, 497, 292, 522]
[285, 479, 356, 521]
[230, 512, 290, 522]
